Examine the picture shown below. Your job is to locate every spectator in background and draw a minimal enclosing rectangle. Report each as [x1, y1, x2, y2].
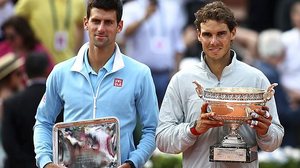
[0, 53, 24, 119]
[280, 0, 300, 111]
[0, 16, 55, 75]
[14, 0, 86, 64]
[1, 52, 50, 168]
[0, 53, 24, 166]
[254, 29, 300, 147]
[0, 0, 14, 41]
[120, 0, 186, 107]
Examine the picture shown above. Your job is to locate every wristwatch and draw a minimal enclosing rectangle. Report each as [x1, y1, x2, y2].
[124, 160, 136, 168]
[189, 120, 201, 136]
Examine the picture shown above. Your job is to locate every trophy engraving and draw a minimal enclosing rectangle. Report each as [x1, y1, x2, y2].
[193, 81, 277, 163]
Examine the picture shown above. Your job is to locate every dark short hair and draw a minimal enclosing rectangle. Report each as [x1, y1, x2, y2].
[1, 15, 39, 50]
[194, 1, 237, 32]
[25, 52, 49, 79]
[86, 0, 123, 23]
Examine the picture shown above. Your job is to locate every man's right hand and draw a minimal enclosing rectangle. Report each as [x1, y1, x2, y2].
[194, 103, 224, 135]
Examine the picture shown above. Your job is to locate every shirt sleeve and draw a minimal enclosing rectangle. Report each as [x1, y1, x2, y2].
[118, 2, 141, 41]
[33, 67, 64, 168]
[156, 75, 198, 154]
[127, 67, 159, 167]
[14, 0, 32, 18]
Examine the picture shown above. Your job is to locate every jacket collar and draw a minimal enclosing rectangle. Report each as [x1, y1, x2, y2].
[199, 49, 237, 69]
[71, 42, 125, 73]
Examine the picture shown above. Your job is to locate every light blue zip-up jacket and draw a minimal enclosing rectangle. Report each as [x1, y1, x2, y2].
[34, 43, 159, 168]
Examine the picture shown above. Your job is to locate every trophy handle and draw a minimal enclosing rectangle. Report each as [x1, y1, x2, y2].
[263, 83, 278, 102]
[193, 80, 204, 98]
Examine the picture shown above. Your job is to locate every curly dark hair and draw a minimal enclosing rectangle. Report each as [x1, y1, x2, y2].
[194, 1, 237, 32]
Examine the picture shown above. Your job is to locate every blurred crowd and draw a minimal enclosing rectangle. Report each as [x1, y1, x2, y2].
[0, 0, 300, 167]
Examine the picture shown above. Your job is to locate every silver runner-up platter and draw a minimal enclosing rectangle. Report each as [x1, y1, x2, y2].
[193, 81, 277, 163]
[53, 117, 120, 168]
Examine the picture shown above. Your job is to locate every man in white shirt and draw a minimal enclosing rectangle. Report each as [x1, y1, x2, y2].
[281, 0, 300, 109]
[120, 0, 186, 106]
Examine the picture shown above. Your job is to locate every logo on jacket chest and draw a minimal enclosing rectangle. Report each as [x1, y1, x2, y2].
[113, 78, 123, 87]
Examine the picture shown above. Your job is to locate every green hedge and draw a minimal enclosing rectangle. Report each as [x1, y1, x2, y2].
[150, 153, 182, 168]
[149, 150, 300, 168]
[259, 160, 300, 168]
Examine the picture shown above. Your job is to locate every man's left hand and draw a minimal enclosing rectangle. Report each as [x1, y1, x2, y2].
[247, 106, 272, 136]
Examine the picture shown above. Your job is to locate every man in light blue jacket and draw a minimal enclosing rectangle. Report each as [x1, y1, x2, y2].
[33, 0, 158, 168]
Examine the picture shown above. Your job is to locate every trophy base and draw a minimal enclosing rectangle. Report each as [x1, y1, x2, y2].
[209, 144, 257, 163]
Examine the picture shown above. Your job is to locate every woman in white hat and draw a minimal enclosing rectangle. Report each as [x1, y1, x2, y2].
[0, 52, 24, 119]
[0, 52, 24, 167]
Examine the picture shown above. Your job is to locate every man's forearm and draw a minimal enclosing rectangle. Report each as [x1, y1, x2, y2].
[124, 18, 145, 37]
